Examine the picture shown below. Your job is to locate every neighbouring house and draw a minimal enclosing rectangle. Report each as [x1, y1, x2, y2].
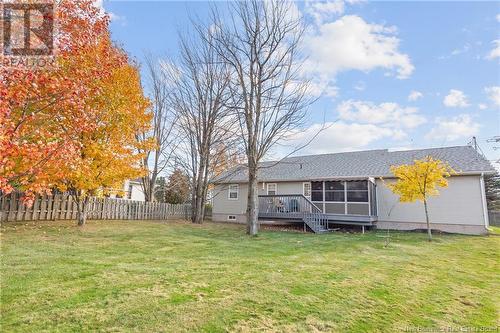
[123, 179, 145, 201]
[212, 146, 495, 235]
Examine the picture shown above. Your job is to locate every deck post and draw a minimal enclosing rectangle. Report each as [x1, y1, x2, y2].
[362, 225, 365, 234]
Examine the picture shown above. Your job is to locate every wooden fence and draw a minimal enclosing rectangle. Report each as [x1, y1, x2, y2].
[489, 211, 500, 226]
[0, 192, 191, 222]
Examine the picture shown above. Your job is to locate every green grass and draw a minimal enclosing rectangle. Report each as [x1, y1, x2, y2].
[489, 226, 500, 235]
[1, 220, 499, 332]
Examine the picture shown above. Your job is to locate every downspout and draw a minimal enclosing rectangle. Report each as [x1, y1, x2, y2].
[479, 173, 489, 229]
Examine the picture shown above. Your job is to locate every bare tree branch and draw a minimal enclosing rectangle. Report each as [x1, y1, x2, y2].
[210, 0, 314, 235]
[136, 53, 179, 202]
[165, 22, 238, 224]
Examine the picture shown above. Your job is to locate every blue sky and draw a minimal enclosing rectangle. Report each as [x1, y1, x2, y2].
[102, 0, 499, 167]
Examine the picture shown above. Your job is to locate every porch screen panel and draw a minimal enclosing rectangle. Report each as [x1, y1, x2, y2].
[310, 180, 372, 216]
[311, 181, 323, 202]
[346, 181, 368, 202]
[325, 181, 344, 202]
[325, 203, 345, 214]
[347, 203, 369, 215]
[346, 181, 369, 215]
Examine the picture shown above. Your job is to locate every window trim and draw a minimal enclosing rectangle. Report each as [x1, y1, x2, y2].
[302, 182, 311, 197]
[267, 183, 277, 195]
[228, 184, 239, 200]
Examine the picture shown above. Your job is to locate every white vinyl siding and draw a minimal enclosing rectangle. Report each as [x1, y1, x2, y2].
[376, 175, 485, 225]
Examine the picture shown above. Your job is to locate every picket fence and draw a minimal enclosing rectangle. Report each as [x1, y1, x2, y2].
[0, 192, 191, 222]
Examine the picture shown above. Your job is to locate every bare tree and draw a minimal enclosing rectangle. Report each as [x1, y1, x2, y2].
[211, 0, 313, 235]
[137, 54, 178, 202]
[165, 25, 236, 224]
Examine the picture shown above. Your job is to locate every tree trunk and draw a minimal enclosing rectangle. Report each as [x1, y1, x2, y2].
[246, 164, 259, 236]
[194, 184, 204, 224]
[194, 200, 204, 224]
[0, 193, 4, 223]
[423, 199, 432, 242]
[144, 176, 156, 202]
[193, 176, 207, 224]
[77, 196, 89, 226]
[190, 177, 197, 223]
[193, 161, 206, 224]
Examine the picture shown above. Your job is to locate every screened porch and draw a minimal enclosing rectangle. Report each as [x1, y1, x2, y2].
[258, 179, 378, 226]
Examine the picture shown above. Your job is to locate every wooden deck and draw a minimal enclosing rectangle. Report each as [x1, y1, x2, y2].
[258, 194, 377, 231]
[258, 211, 377, 225]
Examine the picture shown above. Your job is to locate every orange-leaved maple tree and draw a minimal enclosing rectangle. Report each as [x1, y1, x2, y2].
[57, 43, 153, 225]
[1, 0, 152, 224]
[0, 0, 109, 204]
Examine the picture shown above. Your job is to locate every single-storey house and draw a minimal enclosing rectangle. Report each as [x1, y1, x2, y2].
[123, 179, 145, 201]
[212, 146, 495, 235]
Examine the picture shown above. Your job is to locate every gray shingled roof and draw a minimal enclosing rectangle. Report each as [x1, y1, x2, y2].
[213, 146, 495, 183]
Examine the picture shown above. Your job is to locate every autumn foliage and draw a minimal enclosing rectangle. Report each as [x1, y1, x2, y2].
[387, 156, 455, 241]
[0, 0, 151, 216]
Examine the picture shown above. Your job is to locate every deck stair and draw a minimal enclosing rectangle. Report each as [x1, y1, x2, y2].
[302, 212, 329, 233]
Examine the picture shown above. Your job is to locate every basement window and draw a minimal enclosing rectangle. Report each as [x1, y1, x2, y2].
[227, 215, 236, 221]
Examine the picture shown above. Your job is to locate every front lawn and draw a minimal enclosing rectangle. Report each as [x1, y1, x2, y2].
[1, 220, 498, 332]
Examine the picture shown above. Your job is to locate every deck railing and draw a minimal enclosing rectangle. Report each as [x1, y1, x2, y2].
[258, 194, 328, 232]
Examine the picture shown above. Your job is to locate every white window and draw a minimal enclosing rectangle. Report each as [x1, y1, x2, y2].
[227, 215, 236, 221]
[267, 183, 277, 195]
[228, 184, 239, 200]
[303, 182, 311, 198]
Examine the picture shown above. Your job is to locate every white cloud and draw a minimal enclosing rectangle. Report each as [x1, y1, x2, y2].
[109, 12, 126, 23]
[443, 89, 470, 108]
[288, 121, 403, 154]
[426, 115, 479, 142]
[353, 81, 366, 91]
[478, 103, 487, 110]
[93, 0, 124, 22]
[486, 40, 500, 60]
[485, 86, 500, 107]
[93, 0, 106, 14]
[451, 43, 470, 56]
[304, 0, 366, 24]
[306, 0, 345, 24]
[408, 90, 423, 101]
[303, 15, 414, 80]
[496, 14, 500, 22]
[438, 43, 476, 61]
[298, 78, 339, 99]
[337, 100, 426, 129]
